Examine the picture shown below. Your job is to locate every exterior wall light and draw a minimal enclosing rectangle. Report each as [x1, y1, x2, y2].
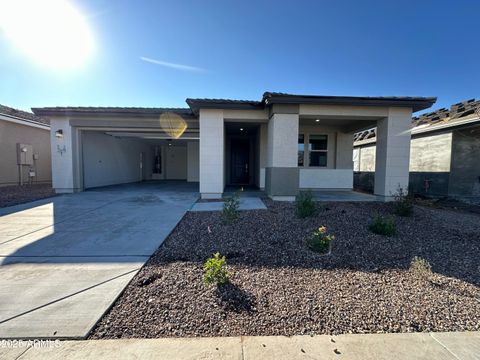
[315, 119, 320, 122]
[55, 129, 64, 138]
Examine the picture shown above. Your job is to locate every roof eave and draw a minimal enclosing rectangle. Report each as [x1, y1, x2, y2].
[263, 94, 437, 113]
[31, 108, 195, 119]
[185, 99, 264, 115]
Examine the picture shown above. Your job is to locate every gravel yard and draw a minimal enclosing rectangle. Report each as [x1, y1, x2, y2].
[90, 200, 480, 339]
[0, 184, 55, 208]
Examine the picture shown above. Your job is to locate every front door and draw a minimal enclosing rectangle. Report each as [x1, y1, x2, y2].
[230, 139, 250, 184]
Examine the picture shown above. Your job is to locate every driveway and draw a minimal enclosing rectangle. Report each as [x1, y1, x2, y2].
[0, 181, 198, 338]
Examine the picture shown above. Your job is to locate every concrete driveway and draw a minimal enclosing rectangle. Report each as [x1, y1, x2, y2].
[0, 181, 198, 339]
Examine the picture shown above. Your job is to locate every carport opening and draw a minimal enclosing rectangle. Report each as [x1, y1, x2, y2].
[80, 130, 199, 190]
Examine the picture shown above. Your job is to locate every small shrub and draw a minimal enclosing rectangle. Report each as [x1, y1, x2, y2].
[295, 190, 317, 218]
[409, 256, 432, 278]
[307, 226, 334, 254]
[393, 186, 414, 217]
[368, 214, 396, 236]
[222, 192, 240, 224]
[204, 252, 230, 286]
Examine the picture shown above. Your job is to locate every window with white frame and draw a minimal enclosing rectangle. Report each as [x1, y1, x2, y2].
[308, 135, 328, 167]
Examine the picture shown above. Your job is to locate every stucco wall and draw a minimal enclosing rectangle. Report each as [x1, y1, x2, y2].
[449, 129, 480, 196]
[267, 114, 299, 168]
[354, 132, 455, 197]
[299, 168, 353, 189]
[335, 132, 354, 169]
[410, 133, 452, 172]
[356, 145, 376, 171]
[165, 145, 187, 180]
[187, 141, 199, 182]
[199, 109, 224, 198]
[82, 131, 151, 189]
[374, 107, 412, 197]
[0, 119, 51, 186]
[354, 132, 453, 173]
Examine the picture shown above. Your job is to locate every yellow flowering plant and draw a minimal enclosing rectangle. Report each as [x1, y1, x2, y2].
[307, 226, 334, 254]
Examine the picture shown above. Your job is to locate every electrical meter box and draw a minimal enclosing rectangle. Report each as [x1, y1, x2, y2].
[17, 143, 34, 165]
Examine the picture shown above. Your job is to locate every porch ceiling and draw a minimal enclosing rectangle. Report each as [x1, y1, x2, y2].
[225, 123, 259, 135]
[102, 130, 199, 140]
[300, 116, 379, 133]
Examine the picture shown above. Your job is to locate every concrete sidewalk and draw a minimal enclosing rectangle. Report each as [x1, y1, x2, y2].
[2, 332, 479, 360]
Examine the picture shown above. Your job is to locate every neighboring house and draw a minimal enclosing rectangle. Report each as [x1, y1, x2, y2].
[354, 98, 480, 198]
[32, 92, 435, 200]
[0, 105, 52, 187]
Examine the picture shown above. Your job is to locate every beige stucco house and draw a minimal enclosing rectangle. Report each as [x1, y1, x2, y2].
[0, 105, 52, 187]
[32, 92, 435, 200]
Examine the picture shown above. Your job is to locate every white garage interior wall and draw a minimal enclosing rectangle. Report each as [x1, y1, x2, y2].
[187, 141, 199, 182]
[165, 145, 187, 180]
[82, 131, 199, 189]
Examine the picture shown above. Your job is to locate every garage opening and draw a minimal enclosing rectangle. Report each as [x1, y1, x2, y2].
[81, 130, 199, 190]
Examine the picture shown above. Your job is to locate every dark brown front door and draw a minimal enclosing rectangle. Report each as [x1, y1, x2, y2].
[230, 139, 250, 184]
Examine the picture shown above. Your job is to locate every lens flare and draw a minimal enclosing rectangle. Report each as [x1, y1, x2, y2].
[159, 112, 187, 139]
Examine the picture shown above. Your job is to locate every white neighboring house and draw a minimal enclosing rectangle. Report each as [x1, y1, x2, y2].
[32, 92, 435, 200]
[0, 104, 52, 186]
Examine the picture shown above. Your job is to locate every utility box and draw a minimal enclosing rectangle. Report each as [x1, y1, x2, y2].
[17, 143, 34, 165]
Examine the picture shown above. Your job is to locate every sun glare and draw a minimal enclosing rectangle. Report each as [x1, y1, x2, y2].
[0, 0, 94, 69]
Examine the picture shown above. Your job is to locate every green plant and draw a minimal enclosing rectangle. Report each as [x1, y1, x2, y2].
[409, 256, 432, 277]
[295, 190, 317, 218]
[393, 186, 414, 217]
[368, 214, 396, 236]
[204, 252, 230, 286]
[307, 226, 335, 254]
[222, 192, 240, 224]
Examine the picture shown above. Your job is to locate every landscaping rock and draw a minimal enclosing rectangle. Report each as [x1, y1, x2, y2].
[90, 201, 480, 338]
[0, 184, 55, 208]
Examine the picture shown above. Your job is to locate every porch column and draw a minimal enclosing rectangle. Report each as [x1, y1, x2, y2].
[199, 109, 224, 199]
[50, 117, 82, 193]
[374, 107, 412, 199]
[265, 110, 299, 200]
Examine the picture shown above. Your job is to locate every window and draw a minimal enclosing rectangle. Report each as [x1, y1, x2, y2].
[309, 135, 328, 167]
[298, 134, 304, 166]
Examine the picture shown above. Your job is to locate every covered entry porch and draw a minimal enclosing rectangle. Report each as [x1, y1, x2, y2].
[191, 93, 435, 201]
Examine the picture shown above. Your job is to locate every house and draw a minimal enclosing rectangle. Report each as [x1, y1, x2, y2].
[353, 99, 480, 199]
[0, 105, 52, 187]
[32, 92, 435, 200]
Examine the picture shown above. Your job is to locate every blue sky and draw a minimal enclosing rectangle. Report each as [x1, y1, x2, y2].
[1, 0, 479, 114]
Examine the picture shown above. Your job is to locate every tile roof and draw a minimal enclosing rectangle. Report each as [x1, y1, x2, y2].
[354, 98, 480, 143]
[32, 107, 194, 117]
[262, 92, 436, 112]
[32, 92, 437, 117]
[0, 104, 50, 125]
[185, 98, 263, 113]
[263, 91, 434, 102]
[186, 98, 261, 105]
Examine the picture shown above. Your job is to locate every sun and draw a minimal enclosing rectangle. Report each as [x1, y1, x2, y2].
[0, 0, 94, 69]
